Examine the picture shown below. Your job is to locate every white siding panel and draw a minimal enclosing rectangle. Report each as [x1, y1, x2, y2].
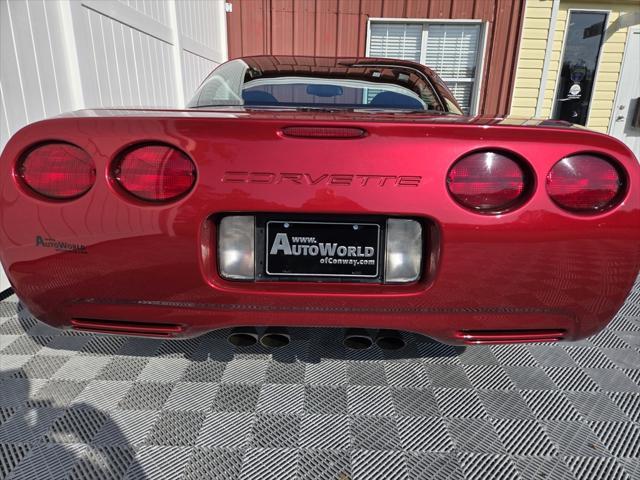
[182, 51, 217, 101]
[0, 0, 227, 292]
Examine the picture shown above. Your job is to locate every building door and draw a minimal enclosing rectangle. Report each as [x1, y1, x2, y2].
[609, 25, 640, 156]
[552, 10, 608, 126]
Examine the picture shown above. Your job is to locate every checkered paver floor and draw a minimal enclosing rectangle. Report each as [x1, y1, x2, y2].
[0, 278, 638, 480]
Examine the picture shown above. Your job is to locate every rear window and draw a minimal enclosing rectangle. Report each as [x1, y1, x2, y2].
[188, 58, 444, 111]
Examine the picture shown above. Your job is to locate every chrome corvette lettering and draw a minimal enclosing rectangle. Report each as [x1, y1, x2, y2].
[222, 171, 421, 187]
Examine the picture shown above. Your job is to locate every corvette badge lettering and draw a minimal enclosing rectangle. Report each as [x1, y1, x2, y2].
[223, 171, 421, 187]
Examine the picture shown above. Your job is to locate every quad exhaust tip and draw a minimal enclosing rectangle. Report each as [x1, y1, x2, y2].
[259, 327, 291, 349]
[375, 329, 406, 351]
[227, 327, 259, 347]
[343, 328, 374, 350]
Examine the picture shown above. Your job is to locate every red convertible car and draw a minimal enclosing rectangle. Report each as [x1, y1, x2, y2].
[1, 56, 639, 348]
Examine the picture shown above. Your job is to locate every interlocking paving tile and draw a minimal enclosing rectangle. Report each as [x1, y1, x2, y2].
[145, 410, 207, 447]
[250, 413, 301, 449]
[71, 380, 133, 410]
[513, 456, 574, 480]
[384, 363, 430, 388]
[608, 392, 640, 422]
[183, 447, 245, 480]
[303, 385, 347, 416]
[163, 382, 219, 411]
[0, 276, 638, 479]
[92, 410, 159, 447]
[196, 412, 254, 448]
[544, 421, 609, 457]
[520, 390, 583, 421]
[298, 449, 350, 480]
[491, 419, 557, 456]
[390, 388, 439, 417]
[425, 365, 472, 389]
[43, 407, 110, 444]
[456, 453, 521, 480]
[351, 450, 408, 480]
[298, 414, 350, 450]
[212, 383, 261, 413]
[239, 448, 299, 480]
[122, 445, 192, 480]
[257, 383, 305, 414]
[445, 419, 504, 454]
[180, 360, 227, 383]
[351, 416, 401, 451]
[564, 456, 631, 480]
[477, 390, 534, 419]
[0, 443, 31, 479]
[52, 356, 112, 381]
[117, 382, 174, 410]
[67, 445, 136, 480]
[434, 389, 487, 419]
[589, 421, 640, 458]
[347, 386, 395, 416]
[4, 442, 87, 480]
[265, 360, 306, 384]
[405, 452, 464, 480]
[397, 417, 454, 453]
[303, 360, 348, 385]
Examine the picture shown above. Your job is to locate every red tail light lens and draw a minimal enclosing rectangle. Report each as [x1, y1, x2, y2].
[546, 155, 624, 213]
[18, 143, 95, 200]
[447, 151, 528, 212]
[115, 145, 196, 202]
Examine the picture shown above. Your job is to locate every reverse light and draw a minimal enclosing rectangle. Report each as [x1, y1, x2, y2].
[18, 143, 95, 200]
[114, 144, 196, 202]
[219, 216, 255, 280]
[546, 154, 624, 213]
[447, 151, 528, 213]
[384, 219, 422, 283]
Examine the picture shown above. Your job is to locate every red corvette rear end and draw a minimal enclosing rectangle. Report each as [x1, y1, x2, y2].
[1, 56, 639, 345]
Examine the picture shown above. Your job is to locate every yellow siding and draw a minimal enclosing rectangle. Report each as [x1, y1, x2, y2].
[510, 0, 640, 133]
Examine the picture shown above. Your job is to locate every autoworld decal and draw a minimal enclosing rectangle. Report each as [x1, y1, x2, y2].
[35, 236, 87, 254]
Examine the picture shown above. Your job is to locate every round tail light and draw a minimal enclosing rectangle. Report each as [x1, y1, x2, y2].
[114, 145, 196, 202]
[546, 155, 624, 213]
[18, 143, 95, 200]
[447, 151, 528, 213]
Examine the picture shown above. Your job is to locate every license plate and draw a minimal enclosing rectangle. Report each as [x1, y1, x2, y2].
[265, 221, 380, 278]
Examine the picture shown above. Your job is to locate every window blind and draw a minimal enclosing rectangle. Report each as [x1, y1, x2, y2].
[368, 22, 482, 114]
[425, 25, 480, 113]
[369, 23, 422, 62]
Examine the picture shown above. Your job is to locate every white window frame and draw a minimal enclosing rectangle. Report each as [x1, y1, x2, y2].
[366, 18, 488, 115]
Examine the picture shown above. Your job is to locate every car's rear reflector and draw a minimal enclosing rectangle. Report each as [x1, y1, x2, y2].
[114, 144, 196, 202]
[281, 126, 366, 139]
[546, 154, 624, 213]
[71, 318, 184, 337]
[18, 143, 96, 200]
[455, 329, 566, 344]
[447, 151, 528, 213]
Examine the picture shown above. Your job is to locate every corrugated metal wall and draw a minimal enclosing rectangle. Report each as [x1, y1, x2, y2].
[226, 0, 525, 115]
[0, 0, 228, 292]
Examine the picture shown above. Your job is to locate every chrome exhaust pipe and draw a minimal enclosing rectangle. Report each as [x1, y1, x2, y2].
[227, 327, 259, 347]
[375, 329, 406, 351]
[343, 328, 373, 350]
[259, 327, 291, 348]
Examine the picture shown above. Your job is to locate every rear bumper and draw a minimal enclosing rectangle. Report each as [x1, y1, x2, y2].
[63, 300, 577, 345]
[7, 216, 639, 345]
